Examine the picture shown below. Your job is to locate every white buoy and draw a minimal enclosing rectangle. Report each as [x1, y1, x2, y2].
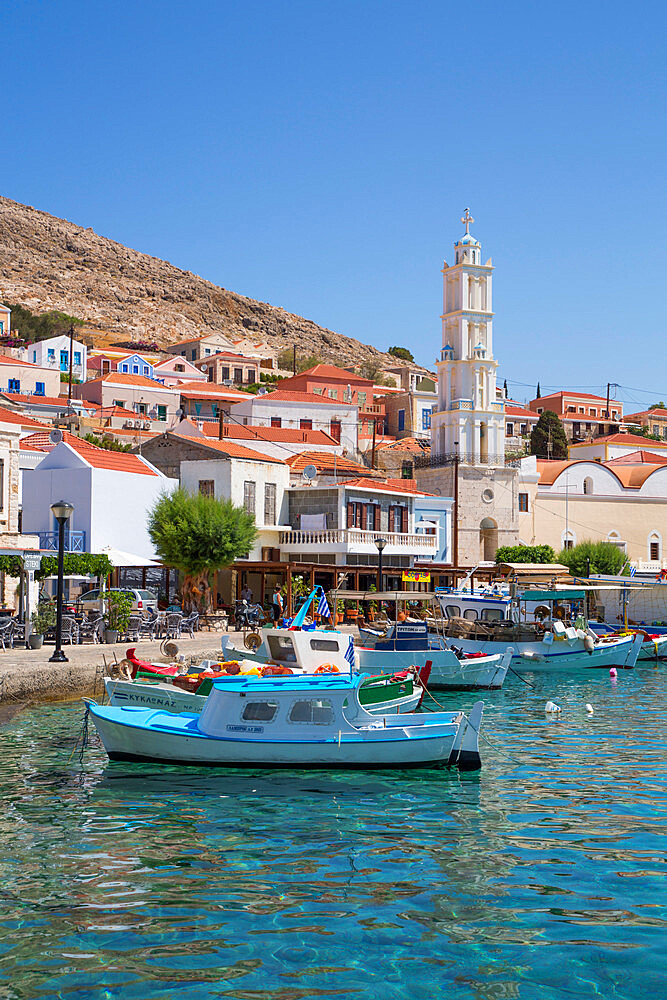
[545, 700, 561, 715]
[586, 703, 594, 714]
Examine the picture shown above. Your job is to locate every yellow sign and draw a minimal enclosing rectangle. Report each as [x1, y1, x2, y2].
[402, 570, 431, 583]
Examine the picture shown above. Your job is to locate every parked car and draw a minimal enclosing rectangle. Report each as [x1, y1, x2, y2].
[78, 588, 158, 614]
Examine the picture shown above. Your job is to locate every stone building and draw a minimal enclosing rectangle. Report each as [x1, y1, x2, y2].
[416, 210, 519, 565]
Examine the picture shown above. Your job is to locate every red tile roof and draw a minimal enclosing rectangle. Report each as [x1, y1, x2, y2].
[279, 364, 373, 384]
[285, 451, 375, 476]
[376, 436, 430, 454]
[198, 351, 260, 364]
[0, 406, 48, 430]
[253, 389, 355, 406]
[0, 353, 43, 367]
[1, 391, 70, 407]
[87, 372, 177, 390]
[198, 422, 337, 445]
[605, 450, 667, 465]
[531, 390, 612, 403]
[624, 408, 667, 421]
[572, 432, 667, 448]
[335, 477, 433, 495]
[176, 382, 249, 399]
[20, 429, 160, 475]
[174, 433, 285, 463]
[505, 405, 537, 418]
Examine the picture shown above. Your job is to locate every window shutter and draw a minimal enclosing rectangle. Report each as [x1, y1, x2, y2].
[401, 507, 408, 534]
[347, 502, 354, 528]
[374, 505, 380, 531]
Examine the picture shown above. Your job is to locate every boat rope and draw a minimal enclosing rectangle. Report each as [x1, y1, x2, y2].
[461, 714, 525, 765]
[68, 701, 92, 764]
[505, 663, 535, 687]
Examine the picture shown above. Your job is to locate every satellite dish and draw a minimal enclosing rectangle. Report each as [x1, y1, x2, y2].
[49, 429, 63, 444]
[302, 465, 318, 481]
[257, 386, 267, 395]
[148, 407, 158, 419]
[175, 408, 184, 421]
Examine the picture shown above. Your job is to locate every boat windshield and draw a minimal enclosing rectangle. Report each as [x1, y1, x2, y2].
[267, 635, 297, 662]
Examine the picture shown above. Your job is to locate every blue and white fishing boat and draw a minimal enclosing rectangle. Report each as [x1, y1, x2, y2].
[441, 589, 644, 671]
[87, 674, 485, 770]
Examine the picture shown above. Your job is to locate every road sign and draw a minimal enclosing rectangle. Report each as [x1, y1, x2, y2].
[23, 552, 42, 572]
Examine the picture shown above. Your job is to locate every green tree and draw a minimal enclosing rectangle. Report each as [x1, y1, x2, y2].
[358, 361, 393, 386]
[530, 410, 568, 459]
[5, 302, 84, 343]
[536, 382, 541, 398]
[388, 346, 414, 363]
[558, 540, 627, 577]
[495, 544, 556, 564]
[83, 433, 132, 452]
[148, 489, 257, 611]
[648, 401, 666, 410]
[277, 349, 321, 373]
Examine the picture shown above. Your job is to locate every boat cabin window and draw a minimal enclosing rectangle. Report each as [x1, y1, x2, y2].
[310, 639, 341, 652]
[241, 701, 279, 722]
[288, 699, 335, 725]
[445, 605, 461, 617]
[481, 608, 505, 622]
[267, 635, 297, 662]
[463, 609, 478, 620]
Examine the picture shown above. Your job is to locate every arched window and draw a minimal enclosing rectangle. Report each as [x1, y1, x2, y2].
[648, 531, 662, 562]
[583, 476, 594, 495]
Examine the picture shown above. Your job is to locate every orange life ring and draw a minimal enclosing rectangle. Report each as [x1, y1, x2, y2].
[315, 664, 340, 674]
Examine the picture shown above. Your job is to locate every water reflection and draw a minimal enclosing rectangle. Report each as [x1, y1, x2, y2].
[0, 667, 665, 999]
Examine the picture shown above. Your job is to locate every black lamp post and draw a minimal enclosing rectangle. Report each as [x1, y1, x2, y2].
[375, 537, 387, 594]
[49, 500, 74, 663]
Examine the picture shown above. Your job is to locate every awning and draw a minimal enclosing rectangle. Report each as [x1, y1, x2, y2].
[100, 546, 159, 568]
[522, 589, 586, 602]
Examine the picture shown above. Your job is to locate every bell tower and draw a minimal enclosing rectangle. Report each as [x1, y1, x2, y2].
[431, 209, 504, 465]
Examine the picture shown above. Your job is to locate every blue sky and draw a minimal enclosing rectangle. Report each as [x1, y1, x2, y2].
[2, 0, 666, 410]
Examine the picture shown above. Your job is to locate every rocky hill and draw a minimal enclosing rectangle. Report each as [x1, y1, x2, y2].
[0, 195, 403, 369]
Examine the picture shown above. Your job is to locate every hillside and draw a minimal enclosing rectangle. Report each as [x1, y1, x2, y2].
[0, 195, 402, 368]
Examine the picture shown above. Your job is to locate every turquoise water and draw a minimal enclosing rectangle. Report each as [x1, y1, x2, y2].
[0, 668, 665, 1000]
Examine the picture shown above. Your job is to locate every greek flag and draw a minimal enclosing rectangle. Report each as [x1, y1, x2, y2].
[317, 590, 331, 618]
[344, 636, 356, 668]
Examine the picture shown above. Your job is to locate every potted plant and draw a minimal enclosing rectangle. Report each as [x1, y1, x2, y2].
[30, 600, 56, 649]
[104, 590, 133, 643]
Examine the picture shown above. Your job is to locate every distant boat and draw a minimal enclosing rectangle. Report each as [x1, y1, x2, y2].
[87, 674, 486, 770]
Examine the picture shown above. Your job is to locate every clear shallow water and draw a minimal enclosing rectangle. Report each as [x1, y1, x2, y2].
[0, 668, 665, 1000]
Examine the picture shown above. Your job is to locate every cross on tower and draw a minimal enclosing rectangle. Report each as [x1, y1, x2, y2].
[461, 207, 474, 234]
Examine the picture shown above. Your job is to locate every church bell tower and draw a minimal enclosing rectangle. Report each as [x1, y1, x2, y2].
[431, 209, 505, 464]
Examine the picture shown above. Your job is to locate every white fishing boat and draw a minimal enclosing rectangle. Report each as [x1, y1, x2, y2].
[105, 667, 425, 716]
[87, 674, 485, 770]
[442, 589, 644, 671]
[336, 590, 512, 689]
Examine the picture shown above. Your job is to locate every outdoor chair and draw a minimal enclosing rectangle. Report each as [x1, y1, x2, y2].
[125, 615, 143, 642]
[138, 611, 158, 641]
[79, 614, 105, 643]
[60, 616, 80, 646]
[180, 612, 199, 638]
[0, 618, 17, 650]
[165, 612, 183, 639]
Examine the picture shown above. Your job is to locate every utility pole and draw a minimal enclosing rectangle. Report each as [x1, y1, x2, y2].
[606, 382, 611, 429]
[371, 417, 377, 469]
[292, 345, 297, 375]
[547, 426, 553, 460]
[453, 442, 459, 569]
[67, 325, 74, 403]
[218, 406, 224, 441]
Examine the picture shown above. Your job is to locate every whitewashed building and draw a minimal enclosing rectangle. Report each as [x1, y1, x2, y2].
[25, 334, 88, 382]
[230, 389, 358, 455]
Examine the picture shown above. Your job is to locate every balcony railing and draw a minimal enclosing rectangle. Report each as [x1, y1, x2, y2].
[415, 452, 521, 469]
[279, 528, 437, 553]
[37, 530, 86, 552]
[449, 399, 473, 410]
[359, 403, 384, 415]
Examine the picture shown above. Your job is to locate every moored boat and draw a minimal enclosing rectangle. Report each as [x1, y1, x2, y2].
[87, 674, 485, 770]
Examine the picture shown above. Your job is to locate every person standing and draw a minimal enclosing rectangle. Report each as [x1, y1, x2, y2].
[241, 584, 253, 603]
[271, 586, 284, 623]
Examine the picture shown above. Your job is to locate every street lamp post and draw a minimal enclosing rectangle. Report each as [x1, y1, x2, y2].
[374, 537, 387, 594]
[49, 500, 74, 663]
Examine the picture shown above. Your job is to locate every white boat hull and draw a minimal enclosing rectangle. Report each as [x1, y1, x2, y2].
[356, 646, 509, 689]
[88, 700, 484, 770]
[448, 632, 642, 670]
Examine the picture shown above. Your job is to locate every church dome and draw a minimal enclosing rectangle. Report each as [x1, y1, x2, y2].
[460, 233, 480, 246]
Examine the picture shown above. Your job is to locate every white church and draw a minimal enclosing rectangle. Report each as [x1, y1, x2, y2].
[416, 211, 520, 565]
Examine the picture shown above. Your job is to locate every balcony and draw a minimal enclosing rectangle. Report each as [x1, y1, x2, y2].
[359, 403, 384, 415]
[37, 530, 86, 552]
[278, 527, 437, 557]
[449, 399, 473, 411]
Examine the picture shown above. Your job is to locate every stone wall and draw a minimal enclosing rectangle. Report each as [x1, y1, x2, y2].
[416, 463, 519, 565]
